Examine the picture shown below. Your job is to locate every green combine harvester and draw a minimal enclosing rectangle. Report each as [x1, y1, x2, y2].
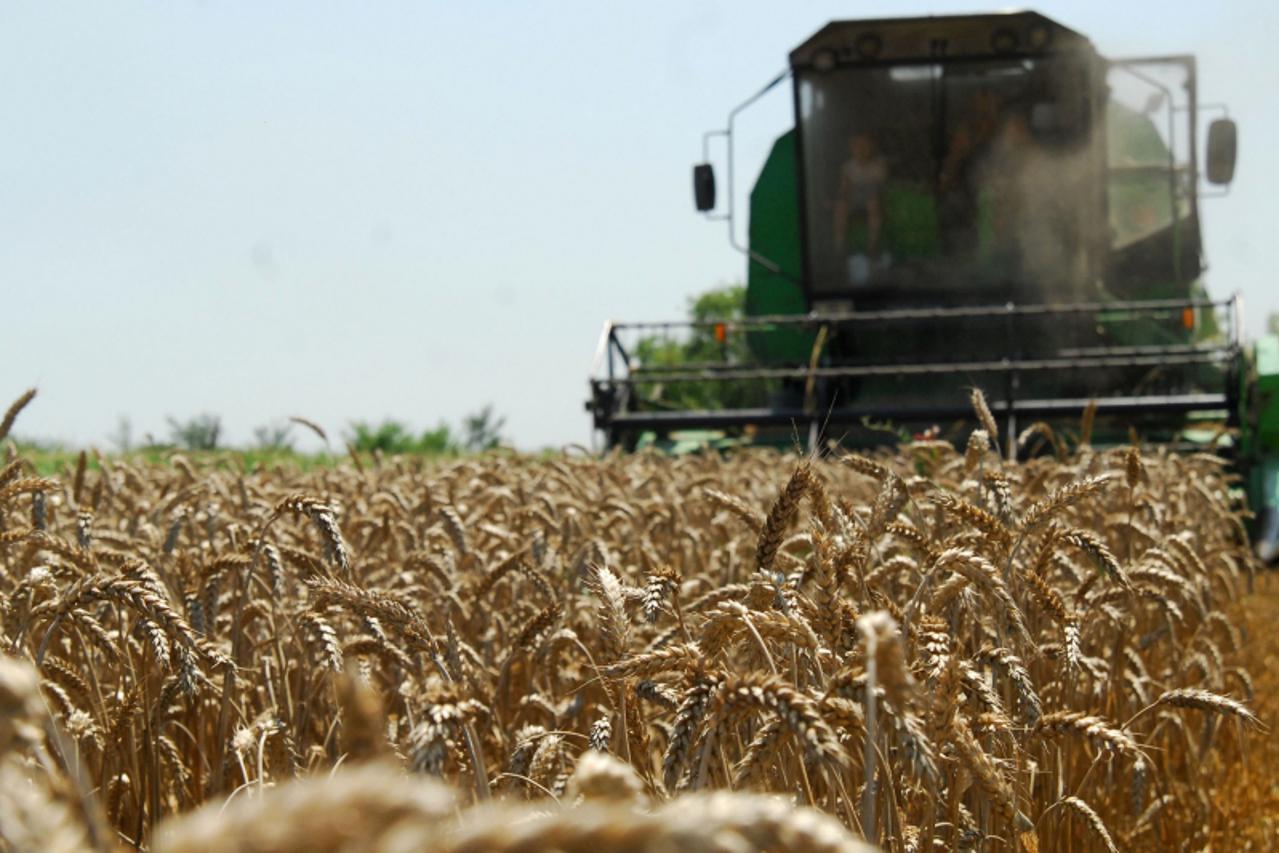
[587, 11, 1279, 557]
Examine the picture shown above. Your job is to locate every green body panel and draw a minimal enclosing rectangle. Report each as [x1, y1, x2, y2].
[839, 183, 944, 259]
[1259, 458, 1279, 514]
[1251, 336, 1279, 449]
[885, 184, 944, 258]
[1242, 336, 1279, 517]
[843, 184, 1006, 265]
[744, 131, 811, 364]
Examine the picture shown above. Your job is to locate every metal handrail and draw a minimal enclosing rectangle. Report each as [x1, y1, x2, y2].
[588, 294, 1243, 445]
[601, 349, 1235, 387]
[603, 392, 1234, 431]
[628, 341, 1236, 377]
[590, 294, 1240, 383]
[603, 296, 1236, 334]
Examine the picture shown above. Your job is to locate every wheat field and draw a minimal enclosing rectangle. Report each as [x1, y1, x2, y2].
[0, 390, 1267, 851]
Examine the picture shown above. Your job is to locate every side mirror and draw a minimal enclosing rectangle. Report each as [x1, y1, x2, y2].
[1206, 118, 1238, 185]
[693, 163, 716, 212]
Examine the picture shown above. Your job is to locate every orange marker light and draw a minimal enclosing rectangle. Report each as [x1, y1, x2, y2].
[1182, 307, 1195, 330]
[714, 323, 727, 344]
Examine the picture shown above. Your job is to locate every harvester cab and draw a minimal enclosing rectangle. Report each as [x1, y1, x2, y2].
[587, 11, 1275, 547]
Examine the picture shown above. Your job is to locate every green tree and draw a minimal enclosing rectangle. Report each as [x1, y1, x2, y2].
[461, 405, 506, 452]
[167, 414, 222, 450]
[347, 420, 421, 454]
[346, 418, 471, 456]
[418, 423, 457, 454]
[632, 284, 763, 411]
[252, 421, 295, 451]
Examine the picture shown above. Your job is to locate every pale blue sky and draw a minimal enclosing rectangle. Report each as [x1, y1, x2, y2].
[3, 2, 1275, 450]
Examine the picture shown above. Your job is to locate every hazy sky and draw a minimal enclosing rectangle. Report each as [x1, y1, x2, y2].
[4, 2, 1276, 450]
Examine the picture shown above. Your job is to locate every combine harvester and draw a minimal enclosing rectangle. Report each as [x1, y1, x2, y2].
[588, 10, 1279, 556]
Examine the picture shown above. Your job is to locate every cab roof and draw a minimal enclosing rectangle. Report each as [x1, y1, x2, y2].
[790, 11, 1094, 68]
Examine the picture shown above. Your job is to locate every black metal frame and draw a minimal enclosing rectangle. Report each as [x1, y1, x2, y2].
[588, 295, 1242, 447]
[698, 69, 797, 284]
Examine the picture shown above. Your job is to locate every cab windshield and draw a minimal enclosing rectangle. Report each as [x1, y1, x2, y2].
[795, 57, 1095, 303]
